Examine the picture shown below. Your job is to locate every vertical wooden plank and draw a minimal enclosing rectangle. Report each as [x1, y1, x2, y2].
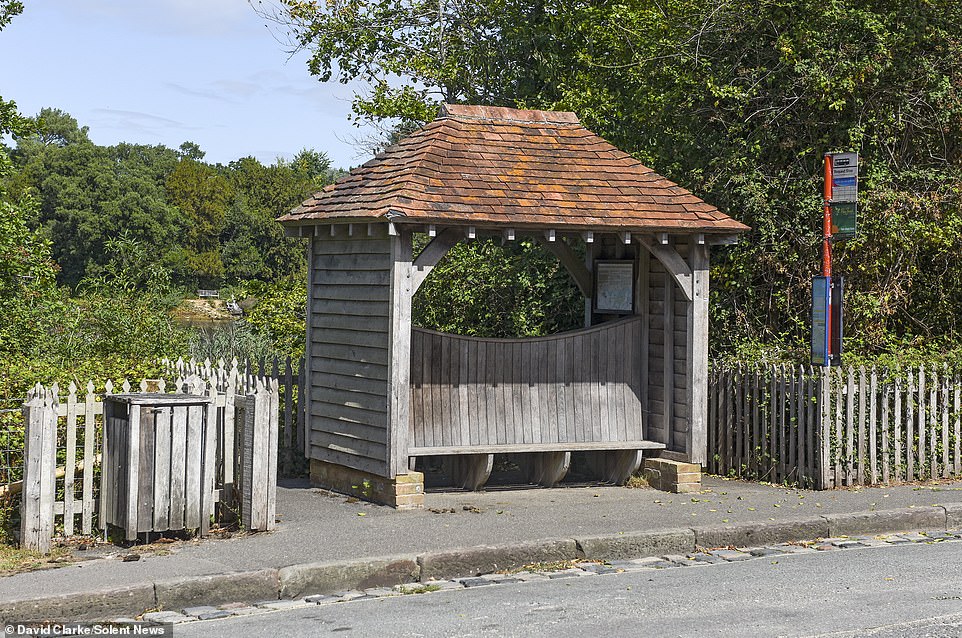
[869, 367, 878, 485]
[152, 407, 172, 530]
[82, 382, 96, 535]
[387, 230, 414, 477]
[719, 368, 729, 476]
[303, 238, 315, 460]
[638, 249, 650, 445]
[894, 373, 903, 482]
[410, 330, 424, 447]
[790, 365, 801, 483]
[760, 367, 770, 480]
[930, 370, 938, 480]
[137, 407, 156, 533]
[558, 336, 571, 444]
[882, 374, 890, 484]
[769, 367, 779, 483]
[20, 389, 57, 552]
[942, 372, 950, 479]
[778, 365, 787, 482]
[918, 366, 926, 479]
[845, 366, 855, 486]
[817, 367, 832, 489]
[750, 367, 760, 477]
[200, 393, 218, 536]
[266, 378, 280, 531]
[907, 367, 916, 481]
[732, 365, 745, 477]
[686, 242, 709, 464]
[954, 371, 961, 476]
[468, 338, 480, 445]
[169, 403, 187, 530]
[856, 366, 866, 485]
[663, 275, 675, 450]
[458, 338, 471, 448]
[185, 400, 203, 529]
[807, 366, 818, 487]
[125, 405, 141, 541]
[833, 367, 843, 488]
[63, 383, 78, 536]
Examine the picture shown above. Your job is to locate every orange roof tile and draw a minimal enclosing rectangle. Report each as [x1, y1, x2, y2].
[279, 105, 749, 234]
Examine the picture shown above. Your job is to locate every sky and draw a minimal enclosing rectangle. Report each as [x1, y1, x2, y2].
[0, 0, 375, 169]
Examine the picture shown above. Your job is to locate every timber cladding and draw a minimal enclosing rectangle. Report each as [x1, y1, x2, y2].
[308, 231, 394, 476]
[409, 317, 645, 451]
[646, 243, 690, 454]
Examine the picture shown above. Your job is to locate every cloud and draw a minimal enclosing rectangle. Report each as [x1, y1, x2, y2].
[88, 108, 200, 135]
[62, 0, 259, 37]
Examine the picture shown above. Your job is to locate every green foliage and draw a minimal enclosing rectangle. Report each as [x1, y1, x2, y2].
[279, 0, 962, 360]
[6, 109, 336, 290]
[413, 237, 582, 338]
[241, 278, 308, 360]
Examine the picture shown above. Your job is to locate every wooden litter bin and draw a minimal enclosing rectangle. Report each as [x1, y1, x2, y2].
[102, 393, 215, 540]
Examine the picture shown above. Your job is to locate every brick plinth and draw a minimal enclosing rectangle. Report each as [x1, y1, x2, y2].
[643, 458, 702, 494]
[310, 459, 424, 509]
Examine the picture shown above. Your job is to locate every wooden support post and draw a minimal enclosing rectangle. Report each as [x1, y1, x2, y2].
[686, 242, 710, 465]
[387, 230, 414, 478]
[21, 387, 58, 553]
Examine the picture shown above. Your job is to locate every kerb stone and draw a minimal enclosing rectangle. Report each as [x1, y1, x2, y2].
[278, 556, 419, 599]
[693, 518, 830, 549]
[576, 529, 695, 561]
[418, 540, 580, 582]
[154, 569, 279, 611]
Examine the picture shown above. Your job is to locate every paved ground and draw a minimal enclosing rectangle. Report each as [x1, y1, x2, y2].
[2, 475, 962, 620]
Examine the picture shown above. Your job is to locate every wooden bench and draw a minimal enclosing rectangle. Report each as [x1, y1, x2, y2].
[409, 441, 667, 490]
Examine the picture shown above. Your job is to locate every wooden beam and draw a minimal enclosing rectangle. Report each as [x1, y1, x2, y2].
[412, 227, 462, 294]
[706, 234, 740, 245]
[637, 236, 693, 302]
[539, 237, 592, 298]
[386, 230, 414, 477]
[686, 243, 710, 465]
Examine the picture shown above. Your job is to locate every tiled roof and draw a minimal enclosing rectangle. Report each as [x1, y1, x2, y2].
[279, 105, 748, 234]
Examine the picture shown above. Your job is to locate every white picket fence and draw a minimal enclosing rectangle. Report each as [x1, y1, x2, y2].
[20, 372, 279, 553]
[709, 364, 962, 489]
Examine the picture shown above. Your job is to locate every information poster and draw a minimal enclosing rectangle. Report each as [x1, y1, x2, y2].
[831, 152, 858, 202]
[811, 276, 831, 366]
[594, 261, 634, 313]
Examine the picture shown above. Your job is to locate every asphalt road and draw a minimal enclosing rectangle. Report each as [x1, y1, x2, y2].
[176, 540, 962, 637]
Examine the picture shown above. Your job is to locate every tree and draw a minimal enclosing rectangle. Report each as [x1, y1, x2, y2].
[270, 0, 962, 359]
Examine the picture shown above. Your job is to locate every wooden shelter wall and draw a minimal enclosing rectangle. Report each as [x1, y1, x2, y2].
[646, 244, 691, 454]
[308, 233, 393, 476]
[409, 317, 645, 451]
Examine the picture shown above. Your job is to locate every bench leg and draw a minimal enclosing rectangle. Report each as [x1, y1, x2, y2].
[583, 450, 645, 485]
[526, 451, 571, 487]
[449, 454, 493, 491]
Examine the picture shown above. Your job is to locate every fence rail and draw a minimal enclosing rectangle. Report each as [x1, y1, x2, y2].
[709, 364, 962, 489]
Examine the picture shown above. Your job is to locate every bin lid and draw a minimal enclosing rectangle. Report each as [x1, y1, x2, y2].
[105, 392, 212, 406]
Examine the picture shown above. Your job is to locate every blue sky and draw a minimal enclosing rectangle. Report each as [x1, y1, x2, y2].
[0, 0, 373, 169]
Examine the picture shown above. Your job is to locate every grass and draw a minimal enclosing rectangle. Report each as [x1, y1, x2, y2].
[397, 584, 442, 595]
[0, 545, 73, 575]
[625, 473, 650, 489]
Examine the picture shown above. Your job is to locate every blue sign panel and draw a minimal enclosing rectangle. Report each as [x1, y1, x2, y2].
[812, 276, 831, 366]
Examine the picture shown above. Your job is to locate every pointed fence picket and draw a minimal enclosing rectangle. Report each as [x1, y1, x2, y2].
[709, 364, 962, 489]
[18, 365, 284, 552]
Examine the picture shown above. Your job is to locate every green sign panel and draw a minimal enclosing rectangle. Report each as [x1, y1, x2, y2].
[831, 202, 857, 238]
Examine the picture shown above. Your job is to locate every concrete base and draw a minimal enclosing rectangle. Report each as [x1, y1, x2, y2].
[643, 458, 702, 494]
[310, 459, 424, 509]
